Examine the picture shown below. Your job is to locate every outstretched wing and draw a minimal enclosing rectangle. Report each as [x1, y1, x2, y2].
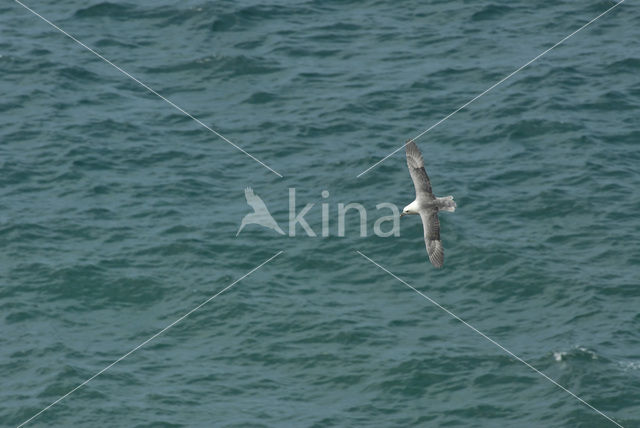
[420, 210, 444, 268]
[406, 140, 434, 201]
[245, 187, 269, 213]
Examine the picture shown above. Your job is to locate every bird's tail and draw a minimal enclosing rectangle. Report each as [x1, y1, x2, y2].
[437, 196, 456, 212]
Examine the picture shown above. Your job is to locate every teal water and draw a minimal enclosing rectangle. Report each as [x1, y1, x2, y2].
[2, 1, 640, 427]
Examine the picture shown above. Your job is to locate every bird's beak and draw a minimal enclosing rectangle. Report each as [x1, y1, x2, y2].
[400, 213, 406, 218]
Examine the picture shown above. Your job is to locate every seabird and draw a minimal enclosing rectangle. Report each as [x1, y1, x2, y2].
[401, 140, 456, 268]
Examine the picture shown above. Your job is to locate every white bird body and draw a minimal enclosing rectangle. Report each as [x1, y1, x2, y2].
[402, 141, 456, 268]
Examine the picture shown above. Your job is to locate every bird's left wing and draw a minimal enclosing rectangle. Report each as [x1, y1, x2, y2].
[420, 210, 444, 268]
[406, 140, 434, 201]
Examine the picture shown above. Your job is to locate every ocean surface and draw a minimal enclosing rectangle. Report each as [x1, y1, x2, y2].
[1, 1, 639, 427]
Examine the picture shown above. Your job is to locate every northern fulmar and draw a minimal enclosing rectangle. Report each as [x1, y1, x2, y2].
[401, 140, 456, 268]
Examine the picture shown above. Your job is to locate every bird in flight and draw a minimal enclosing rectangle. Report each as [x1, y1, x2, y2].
[237, 187, 285, 236]
[401, 140, 456, 268]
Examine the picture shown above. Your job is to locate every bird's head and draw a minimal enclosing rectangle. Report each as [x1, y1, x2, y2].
[401, 203, 418, 217]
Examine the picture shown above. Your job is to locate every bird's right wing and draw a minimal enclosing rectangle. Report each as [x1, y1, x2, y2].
[245, 187, 269, 212]
[420, 210, 444, 268]
[406, 140, 434, 201]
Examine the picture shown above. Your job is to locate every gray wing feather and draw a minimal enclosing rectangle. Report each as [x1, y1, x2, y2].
[420, 210, 444, 268]
[406, 141, 434, 201]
